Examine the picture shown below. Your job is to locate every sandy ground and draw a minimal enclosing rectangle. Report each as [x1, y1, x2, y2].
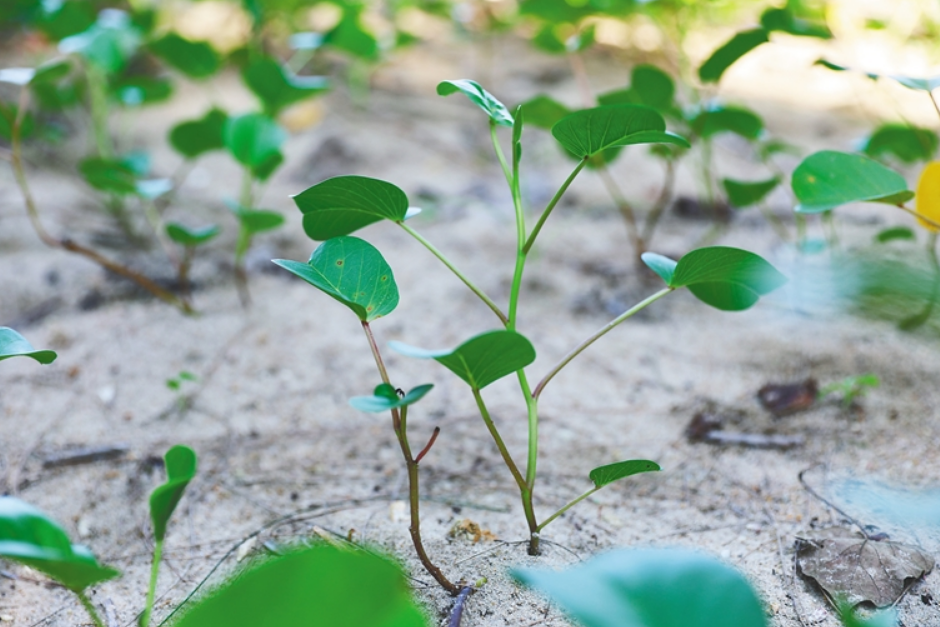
[2, 32, 940, 627]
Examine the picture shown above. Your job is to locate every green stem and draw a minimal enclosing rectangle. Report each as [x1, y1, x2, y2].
[239, 168, 253, 208]
[490, 120, 512, 187]
[507, 128, 527, 330]
[898, 204, 940, 231]
[140, 539, 163, 627]
[398, 223, 507, 324]
[700, 137, 716, 209]
[929, 91, 940, 126]
[77, 591, 106, 627]
[596, 163, 644, 255]
[523, 159, 588, 255]
[518, 372, 538, 490]
[533, 287, 674, 398]
[361, 321, 391, 385]
[537, 486, 600, 532]
[640, 157, 677, 246]
[86, 65, 113, 159]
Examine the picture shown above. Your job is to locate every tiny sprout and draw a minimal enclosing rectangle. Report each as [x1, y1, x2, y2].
[819, 374, 880, 409]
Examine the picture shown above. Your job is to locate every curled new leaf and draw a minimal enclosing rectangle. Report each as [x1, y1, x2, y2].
[514, 548, 768, 627]
[640, 253, 677, 285]
[349, 383, 433, 413]
[390, 330, 535, 390]
[792, 151, 913, 213]
[293, 176, 409, 241]
[0, 327, 57, 364]
[150, 445, 197, 542]
[273, 236, 398, 322]
[170, 543, 426, 627]
[589, 460, 660, 489]
[552, 105, 689, 159]
[0, 497, 119, 592]
[437, 79, 514, 127]
[645, 247, 787, 311]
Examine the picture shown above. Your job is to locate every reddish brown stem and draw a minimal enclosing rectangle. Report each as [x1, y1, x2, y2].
[414, 427, 440, 464]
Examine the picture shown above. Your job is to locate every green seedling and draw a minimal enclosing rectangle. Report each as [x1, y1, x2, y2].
[165, 223, 221, 300]
[0, 497, 120, 627]
[0, 327, 57, 364]
[141, 445, 197, 627]
[274, 79, 785, 582]
[819, 374, 880, 409]
[165, 369, 200, 411]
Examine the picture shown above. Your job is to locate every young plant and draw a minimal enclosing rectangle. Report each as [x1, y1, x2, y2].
[274, 79, 786, 566]
[818, 374, 880, 410]
[165, 223, 221, 301]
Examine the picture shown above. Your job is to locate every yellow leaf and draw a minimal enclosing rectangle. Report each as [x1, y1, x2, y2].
[916, 161, 940, 232]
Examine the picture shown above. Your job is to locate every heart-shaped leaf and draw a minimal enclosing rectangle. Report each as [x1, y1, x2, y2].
[792, 151, 912, 213]
[149, 445, 197, 542]
[916, 161, 940, 232]
[692, 106, 763, 140]
[699, 28, 769, 84]
[0, 497, 119, 592]
[518, 95, 570, 130]
[0, 327, 57, 364]
[242, 57, 328, 116]
[224, 113, 286, 170]
[514, 548, 768, 627]
[166, 223, 221, 247]
[149, 33, 219, 79]
[349, 383, 433, 413]
[171, 543, 426, 627]
[231, 206, 285, 235]
[293, 176, 409, 241]
[390, 330, 535, 390]
[646, 247, 787, 311]
[78, 157, 138, 195]
[630, 64, 676, 111]
[722, 177, 780, 208]
[169, 108, 227, 159]
[864, 124, 938, 164]
[589, 460, 660, 488]
[437, 79, 514, 127]
[273, 236, 398, 322]
[552, 105, 689, 159]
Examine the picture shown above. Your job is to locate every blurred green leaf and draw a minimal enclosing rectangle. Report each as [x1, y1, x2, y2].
[0, 327, 57, 364]
[242, 57, 327, 116]
[722, 177, 779, 208]
[760, 7, 832, 38]
[514, 548, 767, 627]
[273, 236, 398, 322]
[519, 95, 570, 130]
[38, 0, 95, 41]
[78, 157, 138, 195]
[58, 9, 141, 74]
[323, 7, 379, 61]
[149, 33, 220, 79]
[170, 543, 427, 627]
[589, 460, 660, 488]
[692, 106, 763, 140]
[0, 497, 119, 592]
[169, 108, 228, 159]
[699, 28, 769, 84]
[390, 330, 535, 390]
[294, 175, 409, 241]
[349, 383, 433, 413]
[149, 445, 197, 542]
[875, 227, 915, 243]
[224, 113, 286, 170]
[113, 76, 172, 106]
[792, 151, 912, 213]
[437, 79, 514, 127]
[863, 124, 938, 164]
[166, 223, 221, 247]
[532, 24, 567, 54]
[231, 207, 284, 234]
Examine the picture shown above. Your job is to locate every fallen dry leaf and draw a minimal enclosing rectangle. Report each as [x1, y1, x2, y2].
[795, 528, 934, 607]
[758, 378, 818, 417]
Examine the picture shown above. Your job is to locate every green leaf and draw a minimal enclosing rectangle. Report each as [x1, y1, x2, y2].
[165, 223, 221, 247]
[875, 226, 916, 243]
[513, 547, 768, 627]
[722, 177, 780, 208]
[272, 236, 398, 322]
[242, 57, 328, 117]
[171, 543, 426, 627]
[437, 79, 514, 127]
[231, 207, 284, 234]
[699, 28, 769, 84]
[224, 113, 286, 170]
[78, 157, 138, 195]
[293, 176, 409, 241]
[692, 106, 763, 140]
[889, 75, 940, 92]
[863, 124, 938, 164]
[149, 33, 220, 79]
[532, 24, 567, 54]
[349, 383, 433, 413]
[149, 445, 197, 542]
[38, 1, 95, 41]
[629, 64, 675, 111]
[0, 327, 57, 364]
[323, 7, 379, 61]
[58, 10, 141, 74]
[640, 253, 677, 285]
[169, 108, 228, 159]
[760, 7, 832, 39]
[517, 95, 570, 130]
[552, 105, 689, 158]
[389, 330, 535, 390]
[113, 75, 172, 106]
[0, 497, 119, 592]
[589, 460, 660, 488]
[792, 151, 912, 213]
[668, 247, 788, 311]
